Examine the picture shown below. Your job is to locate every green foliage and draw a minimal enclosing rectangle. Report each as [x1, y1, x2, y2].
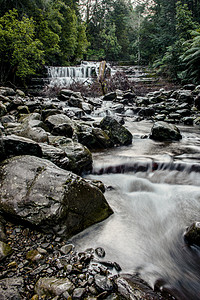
[0, 9, 44, 83]
[176, 1, 198, 39]
[179, 29, 200, 84]
[153, 39, 184, 80]
[75, 23, 90, 61]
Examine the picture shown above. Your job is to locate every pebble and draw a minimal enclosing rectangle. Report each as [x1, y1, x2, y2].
[0, 221, 167, 299]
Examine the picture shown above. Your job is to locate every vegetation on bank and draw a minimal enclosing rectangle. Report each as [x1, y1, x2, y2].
[0, 0, 200, 85]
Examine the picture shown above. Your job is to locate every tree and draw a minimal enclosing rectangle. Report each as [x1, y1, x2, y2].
[0, 9, 44, 84]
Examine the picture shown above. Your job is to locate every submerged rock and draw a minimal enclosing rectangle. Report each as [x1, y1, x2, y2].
[150, 121, 182, 141]
[184, 222, 200, 247]
[0, 155, 113, 238]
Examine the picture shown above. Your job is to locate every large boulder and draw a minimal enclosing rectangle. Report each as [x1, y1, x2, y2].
[100, 116, 132, 146]
[150, 121, 182, 141]
[0, 156, 113, 238]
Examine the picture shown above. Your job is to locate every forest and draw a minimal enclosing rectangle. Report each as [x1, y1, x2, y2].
[0, 0, 200, 85]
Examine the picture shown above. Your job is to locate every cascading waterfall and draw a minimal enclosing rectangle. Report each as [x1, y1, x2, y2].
[47, 61, 100, 86]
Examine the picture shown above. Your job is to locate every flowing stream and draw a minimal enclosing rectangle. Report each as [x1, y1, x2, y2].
[71, 120, 200, 300]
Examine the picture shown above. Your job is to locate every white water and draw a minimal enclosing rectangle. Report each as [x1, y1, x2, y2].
[71, 121, 200, 300]
[47, 61, 100, 86]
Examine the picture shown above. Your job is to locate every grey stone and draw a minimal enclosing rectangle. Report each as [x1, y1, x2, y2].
[0, 277, 23, 300]
[150, 121, 182, 141]
[35, 277, 74, 297]
[0, 155, 113, 238]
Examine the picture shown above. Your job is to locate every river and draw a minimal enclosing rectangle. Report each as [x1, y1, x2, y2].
[71, 119, 200, 300]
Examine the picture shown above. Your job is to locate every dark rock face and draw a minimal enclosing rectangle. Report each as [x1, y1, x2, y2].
[100, 116, 132, 146]
[0, 155, 113, 238]
[150, 121, 182, 141]
[184, 222, 200, 246]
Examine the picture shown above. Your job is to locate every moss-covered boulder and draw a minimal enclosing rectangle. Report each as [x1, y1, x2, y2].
[0, 155, 113, 238]
[100, 116, 132, 146]
[150, 121, 182, 141]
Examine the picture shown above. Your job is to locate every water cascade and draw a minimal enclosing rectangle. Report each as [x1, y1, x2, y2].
[47, 61, 100, 86]
[70, 121, 200, 300]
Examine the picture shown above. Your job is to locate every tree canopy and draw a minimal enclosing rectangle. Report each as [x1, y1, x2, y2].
[0, 0, 200, 85]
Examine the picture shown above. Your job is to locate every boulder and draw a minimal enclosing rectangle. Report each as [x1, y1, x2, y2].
[103, 91, 117, 101]
[40, 143, 70, 170]
[184, 222, 200, 246]
[100, 116, 132, 146]
[48, 136, 92, 174]
[1, 135, 42, 160]
[75, 123, 113, 149]
[150, 121, 182, 141]
[0, 155, 113, 237]
[115, 274, 163, 299]
[45, 113, 73, 137]
[19, 126, 49, 143]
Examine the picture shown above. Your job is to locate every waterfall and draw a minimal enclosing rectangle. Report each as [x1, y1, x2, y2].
[47, 61, 99, 87]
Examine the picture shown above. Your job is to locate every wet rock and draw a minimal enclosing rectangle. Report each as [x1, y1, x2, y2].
[103, 92, 117, 101]
[94, 274, 113, 292]
[100, 116, 132, 146]
[35, 277, 74, 297]
[150, 121, 182, 141]
[0, 216, 6, 241]
[194, 117, 200, 128]
[1, 134, 42, 159]
[0, 241, 13, 260]
[45, 113, 73, 137]
[183, 84, 196, 91]
[26, 249, 43, 262]
[68, 95, 83, 108]
[48, 136, 92, 174]
[184, 222, 200, 246]
[73, 287, 85, 299]
[76, 123, 113, 150]
[0, 102, 7, 117]
[139, 107, 155, 117]
[0, 277, 23, 300]
[60, 244, 74, 255]
[19, 126, 49, 143]
[172, 89, 194, 105]
[41, 143, 70, 170]
[95, 247, 106, 258]
[0, 155, 113, 238]
[115, 274, 163, 300]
